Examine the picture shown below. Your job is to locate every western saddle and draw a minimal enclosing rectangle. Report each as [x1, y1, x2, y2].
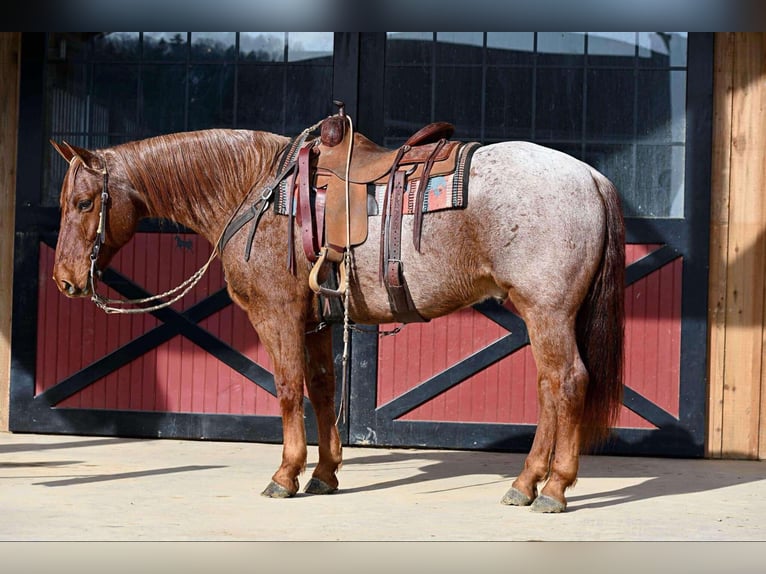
[283, 102, 473, 324]
[217, 102, 475, 324]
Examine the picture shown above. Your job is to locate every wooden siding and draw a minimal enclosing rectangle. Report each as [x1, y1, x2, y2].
[708, 32, 766, 459]
[36, 235, 279, 416]
[377, 244, 682, 430]
[38, 234, 682, 432]
[0, 33, 20, 432]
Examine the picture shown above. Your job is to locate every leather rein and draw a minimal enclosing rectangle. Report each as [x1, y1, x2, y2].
[79, 124, 320, 314]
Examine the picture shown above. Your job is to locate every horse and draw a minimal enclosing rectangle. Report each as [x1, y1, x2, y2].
[50, 119, 625, 513]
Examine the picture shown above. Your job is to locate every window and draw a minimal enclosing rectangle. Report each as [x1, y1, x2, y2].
[43, 32, 334, 206]
[384, 32, 688, 218]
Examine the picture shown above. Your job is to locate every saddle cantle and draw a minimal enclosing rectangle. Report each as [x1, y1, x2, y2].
[315, 129, 464, 255]
[277, 102, 480, 323]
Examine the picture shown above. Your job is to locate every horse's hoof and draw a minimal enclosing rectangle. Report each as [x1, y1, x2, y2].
[500, 487, 534, 506]
[261, 480, 296, 498]
[530, 494, 566, 513]
[304, 477, 338, 495]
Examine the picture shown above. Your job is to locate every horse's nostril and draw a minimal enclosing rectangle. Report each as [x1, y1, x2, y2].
[60, 280, 76, 296]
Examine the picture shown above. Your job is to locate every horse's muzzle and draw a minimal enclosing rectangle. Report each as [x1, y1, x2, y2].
[55, 277, 90, 298]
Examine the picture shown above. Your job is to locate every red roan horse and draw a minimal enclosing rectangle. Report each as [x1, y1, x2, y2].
[51, 118, 624, 513]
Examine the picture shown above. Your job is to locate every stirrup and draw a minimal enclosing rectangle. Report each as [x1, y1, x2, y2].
[309, 246, 347, 298]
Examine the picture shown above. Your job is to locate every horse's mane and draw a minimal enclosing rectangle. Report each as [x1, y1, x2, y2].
[108, 129, 289, 233]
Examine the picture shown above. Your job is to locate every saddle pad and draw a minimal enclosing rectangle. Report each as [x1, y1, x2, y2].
[274, 140, 479, 217]
[375, 141, 480, 215]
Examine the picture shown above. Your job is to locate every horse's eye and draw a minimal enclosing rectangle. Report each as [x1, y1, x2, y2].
[77, 199, 93, 212]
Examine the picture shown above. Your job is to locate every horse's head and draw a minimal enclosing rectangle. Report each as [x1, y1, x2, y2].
[50, 140, 145, 297]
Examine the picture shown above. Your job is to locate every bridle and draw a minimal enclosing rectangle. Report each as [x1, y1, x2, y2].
[69, 120, 324, 315]
[85, 158, 110, 300]
[71, 153, 220, 314]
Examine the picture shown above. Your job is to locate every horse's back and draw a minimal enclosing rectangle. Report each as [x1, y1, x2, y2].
[347, 140, 611, 322]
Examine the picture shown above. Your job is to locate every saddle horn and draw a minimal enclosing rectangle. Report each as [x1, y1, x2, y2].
[321, 101, 348, 148]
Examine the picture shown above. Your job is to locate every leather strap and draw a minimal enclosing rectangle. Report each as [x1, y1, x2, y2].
[412, 138, 446, 252]
[285, 168, 298, 273]
[383, 169, 427, 323]
[379, 146, 408, 281]
[315, 184, 327, 250]
[297, 144, 319, 263]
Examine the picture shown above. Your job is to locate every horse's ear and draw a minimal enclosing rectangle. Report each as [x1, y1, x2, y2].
[50, 139, 76, 164]
[60, 141, 104, 172]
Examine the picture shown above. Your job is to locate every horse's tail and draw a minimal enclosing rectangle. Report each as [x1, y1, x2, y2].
[577, 168, 626, 450]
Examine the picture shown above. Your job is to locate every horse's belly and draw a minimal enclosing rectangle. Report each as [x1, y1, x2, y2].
[346, 209, 505, 323]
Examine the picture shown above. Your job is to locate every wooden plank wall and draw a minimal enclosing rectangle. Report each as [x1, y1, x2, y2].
[0, 33, 21, 432]
[708, 32, 766, 459]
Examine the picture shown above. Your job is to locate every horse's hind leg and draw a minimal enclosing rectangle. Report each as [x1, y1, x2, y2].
[502, 310, 587, 513]
[303, 328, 342, 494]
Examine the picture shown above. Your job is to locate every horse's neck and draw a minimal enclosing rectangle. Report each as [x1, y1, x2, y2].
[121, 133, 279, 245]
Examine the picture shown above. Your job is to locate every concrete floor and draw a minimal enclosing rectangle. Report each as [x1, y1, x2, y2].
[1, 431, 765, 543]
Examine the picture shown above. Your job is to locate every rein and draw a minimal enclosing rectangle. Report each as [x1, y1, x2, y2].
[84, 120, 325, 314]
[83, 156, 221, 315]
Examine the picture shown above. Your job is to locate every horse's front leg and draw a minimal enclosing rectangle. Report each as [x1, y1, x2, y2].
[254, 312, 309, 498]
[303, 327, 342, 494]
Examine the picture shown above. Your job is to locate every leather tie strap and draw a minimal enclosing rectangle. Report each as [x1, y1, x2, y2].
[297, 143, 320, 263]
[383, 169, 427, 323]
[379, 145, 409, 281]
[285, 167, 298, 273]
[412, 138, 446, 252]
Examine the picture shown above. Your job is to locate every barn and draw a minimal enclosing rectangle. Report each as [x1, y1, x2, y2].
[1, 31, 764, 461]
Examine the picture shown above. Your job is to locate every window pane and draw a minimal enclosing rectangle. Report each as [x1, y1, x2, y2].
[384, 65, 433, 145]
[585, 143, 636, 213]
[92, 64, 140, 136]
[284, 66, 333, 133]
[587, 32, 636, 67]
[537, 32, 584, 65]
[487, 32, 534, 65]
[287, 32, 333, 63]
[587, 69, 635, 141]
[435, 67, 483, 139]
[92, 32, 140, 60]
[141, 64, 186, 134]
[638, 32, 687, 68]
[240, 32, 285, 62]
[636, 145, 685, 217]
[436, 32, 483, 65]
[386, 32, 433, 65]
[637, 70, 687, 142]
[143, 33, 187, 61]
[188, 64, 234, 130]
[237, 66, 285, 130]
[639, 32, 688, 67]
[485, 67, 533, 140]
[191, 32, 236, 61]
[535, 68, 583, 140]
